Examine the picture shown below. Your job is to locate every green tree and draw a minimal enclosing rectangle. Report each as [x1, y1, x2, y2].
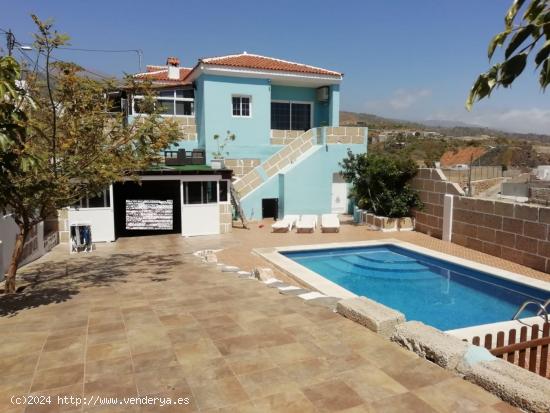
[467, 0, 550, 109]
[0, 16, 181, 293]
[340, 152, 422, 218]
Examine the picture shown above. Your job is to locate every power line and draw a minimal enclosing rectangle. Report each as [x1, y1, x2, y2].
[57, 47, 143, 71]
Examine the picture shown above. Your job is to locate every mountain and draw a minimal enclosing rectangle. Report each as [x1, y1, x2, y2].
[340, 111, 550, 143]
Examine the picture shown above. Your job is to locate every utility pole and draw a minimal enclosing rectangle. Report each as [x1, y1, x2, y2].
[6, 29, 15, 56]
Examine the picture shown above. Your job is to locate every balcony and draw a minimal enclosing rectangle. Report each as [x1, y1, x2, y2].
[164, 149, 206, 166]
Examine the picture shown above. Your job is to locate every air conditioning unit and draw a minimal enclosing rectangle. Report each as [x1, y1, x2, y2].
[317, 86, 329, 102]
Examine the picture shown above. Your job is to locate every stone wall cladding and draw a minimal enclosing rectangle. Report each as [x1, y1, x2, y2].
[219, 203, 233, 234]
[326, 126, 366, 144]
[174, 116, 197, 141]
[270, 129, 302, 145]
[452, 197, 550, 273]
[224, 159, 260, 178]
[410, 169, 464, 239]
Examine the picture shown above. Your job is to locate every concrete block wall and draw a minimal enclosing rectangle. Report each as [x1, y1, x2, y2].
[410, 169, 464, 239]
[452, 198, 550, 273]
[219, 203, 232, 234]
[411, 168, 550, 274]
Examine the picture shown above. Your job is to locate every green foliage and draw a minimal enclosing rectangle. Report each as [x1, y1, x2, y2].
[0, 16, 182, 292]
[340, 152, 422, 218]
[467, 0, 550, 109]
[212, 130, 236, 158]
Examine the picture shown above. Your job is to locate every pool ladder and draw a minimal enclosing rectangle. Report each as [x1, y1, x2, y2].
[512, 298, 550, 323]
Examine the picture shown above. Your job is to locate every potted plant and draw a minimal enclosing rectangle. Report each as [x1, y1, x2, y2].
[211, 131, 236, 169]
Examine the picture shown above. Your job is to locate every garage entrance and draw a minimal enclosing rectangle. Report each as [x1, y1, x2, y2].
[113, 180, 181, 238]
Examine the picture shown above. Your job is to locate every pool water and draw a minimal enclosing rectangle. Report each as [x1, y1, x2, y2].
[283, 245, 549, 330]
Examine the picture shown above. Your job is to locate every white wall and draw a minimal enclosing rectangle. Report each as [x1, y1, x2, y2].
[0, 214, 45, 279]
[181, 204, 219, 236]
[68, 208, 115, 242]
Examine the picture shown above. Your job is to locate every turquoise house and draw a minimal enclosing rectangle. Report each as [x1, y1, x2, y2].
[129, 53, 368, 222]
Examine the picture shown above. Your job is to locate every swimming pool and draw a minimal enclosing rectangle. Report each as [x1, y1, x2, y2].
[281, 243, 550, 331]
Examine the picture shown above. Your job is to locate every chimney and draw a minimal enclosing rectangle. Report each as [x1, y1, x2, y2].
[166, 56, 180, 80]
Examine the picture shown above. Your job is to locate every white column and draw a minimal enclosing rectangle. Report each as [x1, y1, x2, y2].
[442, 194, 454, 242]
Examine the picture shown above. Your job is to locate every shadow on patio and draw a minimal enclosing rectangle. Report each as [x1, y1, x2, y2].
[0, 252, 184, 317]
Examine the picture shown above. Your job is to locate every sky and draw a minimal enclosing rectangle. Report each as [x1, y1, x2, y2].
[2, 0, 549, 135]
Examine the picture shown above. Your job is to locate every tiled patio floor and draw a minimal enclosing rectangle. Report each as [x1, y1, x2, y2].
[1, 221, 539, 412]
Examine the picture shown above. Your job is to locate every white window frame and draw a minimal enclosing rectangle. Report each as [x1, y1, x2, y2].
[231, 95, 252, 118]
[132, 88, 194, 117]
[271, 100, 314, 130]
[71, 188, 111, 209]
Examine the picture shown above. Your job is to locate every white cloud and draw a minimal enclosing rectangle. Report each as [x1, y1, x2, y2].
[388, 89, 432, 110]
[429, 107, 550, 135]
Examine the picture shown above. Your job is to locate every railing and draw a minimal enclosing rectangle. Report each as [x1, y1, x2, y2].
[470, 322, 550, 378]
[164, 149, 205, 166]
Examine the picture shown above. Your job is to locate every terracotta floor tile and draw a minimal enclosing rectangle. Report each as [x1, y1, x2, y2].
[365, 391, 439, 413]
[225, 348, 277, 376]
[251, 390, 317, 413]
[190, 376, 249, 410]
[85, 356, 133, 382]
[134, 365, 190, 397]
[338, 364, 408, 403]
[31, 363, 84, 393]
[0, 352, 40, 378]
[263, 342, 314, 364]
[237, 367, 297, 399]
[302, 379, 365, 412]
[382, 358, 452, 391]
[181, 357, 235, 387]
[84, 373, 137, 398]
[3, 227, 532, 413]
[173, 338, 222, 367]
[86, 341, 131, 363]
[413, 377, 501, 412]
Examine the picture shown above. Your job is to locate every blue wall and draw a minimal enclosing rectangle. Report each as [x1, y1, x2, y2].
[200, 75, 272, 162]
[240, 138, 367, 220]
[196, 75, 341, 162]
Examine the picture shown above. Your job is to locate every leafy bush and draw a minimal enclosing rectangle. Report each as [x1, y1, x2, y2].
[340, 151, 422, 218]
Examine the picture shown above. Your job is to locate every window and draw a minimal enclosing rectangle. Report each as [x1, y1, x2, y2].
[219, 180, 229, 203]
[72, 188, 111, 209]
[271, 102, 290, 130]
[202, 182, 218, 203]
[232, 96, 251, 117]
[132, 88, 194, 116]
[271, 102, 311, 131]
[183, 181, 219, 205]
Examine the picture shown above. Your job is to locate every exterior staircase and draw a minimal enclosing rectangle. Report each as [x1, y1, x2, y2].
[233, 129, 318, 199]
[233, 127, 367, 200]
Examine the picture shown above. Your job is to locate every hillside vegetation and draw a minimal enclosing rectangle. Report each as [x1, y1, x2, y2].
[340, 111, 550, 143]
[341, 111, 550, 168]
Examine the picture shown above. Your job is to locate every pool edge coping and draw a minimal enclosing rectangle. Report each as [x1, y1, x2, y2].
[253, 239, 550, 335]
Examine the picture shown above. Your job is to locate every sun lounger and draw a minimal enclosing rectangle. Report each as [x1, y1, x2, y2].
[271, 214, 300, 232]
[296, 214, 317, 233]
[321, 214, 340, 232]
